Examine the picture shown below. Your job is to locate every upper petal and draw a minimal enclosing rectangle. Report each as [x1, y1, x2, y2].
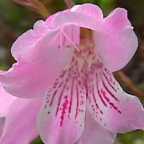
[0, 27, 74, 98]
[87, 66, 144, 133]
[104, 8, 131, 30]
[94, 8, 138, 72]
[11, 22, 74, 63]
[77, 111, 116, 144]
[49, 10, 103, 31]
[94, 27, 138, 72]
[71, 3, 103, 21]
[11, 20, 47, 62]
[0, 97, 42, 144]
[44, 4, 104, 31]
[47, 5, 137, 72]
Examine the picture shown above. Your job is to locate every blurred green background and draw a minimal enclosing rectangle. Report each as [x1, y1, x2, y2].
[0, 0, 144, 144]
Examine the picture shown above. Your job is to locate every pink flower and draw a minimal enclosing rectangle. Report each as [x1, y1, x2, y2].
[0, 3, 144, 144]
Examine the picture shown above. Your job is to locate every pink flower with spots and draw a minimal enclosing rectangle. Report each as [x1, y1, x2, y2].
[0, 3, 144, 144]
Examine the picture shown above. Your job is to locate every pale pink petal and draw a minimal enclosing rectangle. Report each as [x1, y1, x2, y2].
[0, 83, 16, 116]
[45, 4, 103, 30]
[88, 66, 144, 133]
[0, 82, 42, 143]
[77, 111, 116, 144]
[46, 10, 70, 28]
[11, 20, 47, 62]
[46, 10, 81, 49]
[104, 8, 131, 30]
[12, 11, 79, 63]
[11, 22, 74, 63]
[71, 3, 103, 20]
[0, 98, 42, 144]
[94, 8, 138, 72]
[0, 62, 66, 98]
[38, 69, 87, 144]
[50, 10, 103, 31]
[0, 26, 75, 98]
[0, 82, 16, 137]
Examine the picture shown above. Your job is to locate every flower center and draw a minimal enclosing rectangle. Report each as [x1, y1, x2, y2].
[43, 29, 104, 125]
[72, 28, 102, 74]
[43, 28, 121, 127]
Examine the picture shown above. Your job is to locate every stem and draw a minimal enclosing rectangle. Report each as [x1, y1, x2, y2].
[13, 0, 49, 18]
[114, 71, 144, 97]
[138, 33, 144, 61]
[64, 0, 74, 8]
[33, 0, 49, 18]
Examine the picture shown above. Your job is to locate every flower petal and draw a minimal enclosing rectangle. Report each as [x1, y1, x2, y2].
[0, 97, 42, 144]
[0, 82, 16, 137]
[0, 62, 63, 98]
[11, 20, 46, 62]
[0, 27, 75, 98]
[45, 4, 103, 31]
[37, 70, 87, 144]
[88, 66, 144, 133]
[77, 111, 116, 144]
[94, 8, 138, 72]
[50, 10, 102, 31]
[12, 25, 74, 63]
[71, 3, 103, 20]
[0, 83, 16, 116]
[104, 8, 131, 30]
